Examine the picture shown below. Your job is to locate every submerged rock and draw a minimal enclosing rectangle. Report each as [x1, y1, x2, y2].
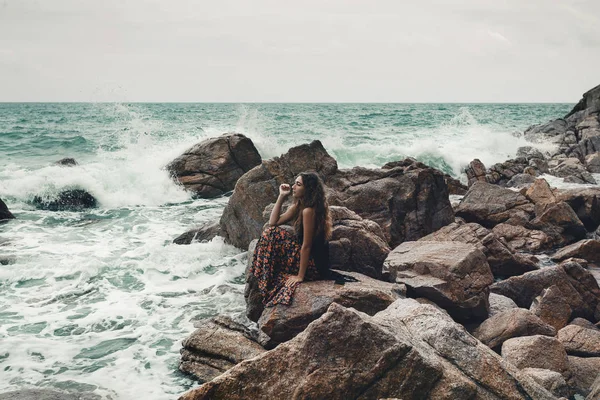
[32, 189, 98, 211]
[0, 197, 15, 220]
[166, 133, 262, 199]
[55, 157, 78, 166]
[173, 222, 222, 245]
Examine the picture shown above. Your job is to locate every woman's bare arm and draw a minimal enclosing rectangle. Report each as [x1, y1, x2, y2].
[269, 184, 296, 226]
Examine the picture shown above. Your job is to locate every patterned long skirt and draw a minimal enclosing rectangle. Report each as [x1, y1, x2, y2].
[250, 226, 318, 307]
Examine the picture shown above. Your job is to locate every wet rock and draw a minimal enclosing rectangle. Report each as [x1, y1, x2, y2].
[444, 174, 468, 195]
[220, 142, 453, 249]
[179, 316, 265, 382]
[0, 197, 15, 220]
[530, 285, 572, 331]
[32, 189, 98, 211]
[455, 181, 534, 228]
[486, 157, 531, 186]
[522, 368, 571, 399]
[557, 324, 600, 357]
[166, 133, 262, 199]
[419, 221, 538, 278]
[489, 293, 519, 317]
[180, 300, 558, 400]
[473, 309, 556, 350]
[55, 157, 78, 166]
[174, 222, 222, 245]
[465, 158, 487, 186]
[490, 261, 600, 322]
[554, 188, 600, 232]
[549, 157, 597, 185]
[524, 119, 569, 143]
[492, 223, 551, 253]
[256, 270, 404, 348]
[568, 356, 600, 398]
[551, 239, 600, 264]
[0, 390, 101, 400]
[328, 206, 390, 279]
[383, 240, 493, 323]
[501, 335, 570, 375]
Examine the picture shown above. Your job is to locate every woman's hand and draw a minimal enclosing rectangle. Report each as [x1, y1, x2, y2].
[284, 275, 303, 287]
[279, 183, 291, 197]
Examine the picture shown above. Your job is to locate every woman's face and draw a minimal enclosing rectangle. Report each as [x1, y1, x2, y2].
[292, 176, 305, 199]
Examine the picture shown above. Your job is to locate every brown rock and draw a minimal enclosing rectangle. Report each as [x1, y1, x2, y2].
[577, 114, 600, 141]
[522, 368, 571, 399]
[557, 324, 600, 357]
[571, 317, 600, 331]
[489, 293, 519, 317]
[490, 261, 600, 322]
[552, 239, 600, 264]
[564, 136, 600, 171]
[179, 316, 265, 382]
[420, 221, 538, 278]
[492, 223, 551, 253]
[473, 309, 556, 350]
[501, 335, 569, 374]
[587, 373, 600, 400]
[166, 133, 262, 198]
[555, 188, 600, 232]
[549, 157, 597, 185]
[568, 356, 600, 398]
[383, 241, 493, 322]
[528, 201, 587, 247]
[444, 174, 468, 195]
[525, 178, 557, 215]
[256, 270, 404, 348]
[586, 153, 600, 173]
[465, 158, 487, 186]
[531, 285, 572, 331]
[455, 181, 534, 228]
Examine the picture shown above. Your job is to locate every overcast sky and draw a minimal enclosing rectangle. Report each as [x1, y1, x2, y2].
[1, 0, 599, 102]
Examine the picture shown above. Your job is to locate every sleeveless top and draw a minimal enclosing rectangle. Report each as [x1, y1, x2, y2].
[295, 221, 330, 278]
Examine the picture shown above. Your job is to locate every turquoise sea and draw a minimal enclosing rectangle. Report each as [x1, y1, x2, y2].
[0, 103, 573, 398]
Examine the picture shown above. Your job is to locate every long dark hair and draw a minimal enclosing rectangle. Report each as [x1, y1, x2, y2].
[293, 172, 332, 242]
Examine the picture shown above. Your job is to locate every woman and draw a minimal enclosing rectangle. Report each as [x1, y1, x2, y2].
[250, 171, 332, 307]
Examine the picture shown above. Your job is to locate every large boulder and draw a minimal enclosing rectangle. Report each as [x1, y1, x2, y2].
[179, 316, 265, 382]
[548, 157, 597, 185]
[554, 188, 600, 232]
[568, 356, 600, 398]
[557, 324, 600, 357]
[527, 201, 587, 248]
[530, 285, 572, 331]
[551, 239, 600, 264]
[489, 293, 519, 317]
[383, 241, 493, 322]
[565, 84, 600, 118]
[576, 114, 600, 141]
[522, 368, 571, 399]
[220, 142, 454, 250]
[166, 133, 262, 199]
[455, 181, 534, 228]
[563, 136, 600, 164]
[490, 260, 600, 322]
[32, 189, 97, 211]
[255, 270, 405, 348]
[465, 158, 487, 186]
[419, 221, 538, 278]
[501, 335, 570, 375]
[492, 223, 551, 253]
[327, 206, 391, 279]
[525, 178, 558, 215]
[473, 309, 556, 350]
[180, 300, 558, 400]
[0, 198, 14, 221]
[524, 119, 569, 143]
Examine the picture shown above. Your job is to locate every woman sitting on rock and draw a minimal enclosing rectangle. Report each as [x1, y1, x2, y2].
[250, 171, 332, 307]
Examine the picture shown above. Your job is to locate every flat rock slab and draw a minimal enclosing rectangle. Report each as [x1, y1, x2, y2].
[552, 239, 600, 264]
[383, 240, 493, 322]
[557, 324, 600, 357]
[473, 309, 556, 349]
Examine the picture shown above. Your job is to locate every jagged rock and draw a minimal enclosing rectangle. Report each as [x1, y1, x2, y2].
[327, 206, 390, 279]
[455, 181, 534, 228]
[577, 114, 600, 141]
[530, 285, 572, 331]
[527, 201, 587, 248]
[256, 270, 404, 348]
[522, 368, 571, 399]
[517, 146, 546, 161]
[180, 300, 558, 400]
[419, 221, 538, 278]
[383, 240, 493, 322]
[587, 373, 600, 400]
[565, 84, 600, 118]
[179, 316, 265, 382]
[551, 240, 600, 264]
[524, 119, 569, 143]
[557, 324, 600, 357]
[492, 223, 551, 253]
[525, 178, 557, 215]
[564, 136, 600, 164]
[220, 142, 454, 249]
[554, 188, 600, 232]
[473, 309, 556, 350]
[568, 356, 600, 398]
[501, 335, 570, 375]
[570, 318, 600, 331]
[244, 240, 263, 322]
[465, 158, 488, 186]
[173, 222, 222, 245]
[55, 157, 78, 166]
[549, 157, 597, 185]
[0, 390, 100, 400]
[490, 260, 600, 322]
[586, 153, 600, 173]
[166, 133, 262, 199]
[0, 198, 15, 220]
[489, 293, 519, 317]
[444, 174, 468, 195]
[486, 157, 531, 186]
[32, 189, 98, 211]
[506, 173, 536, 189]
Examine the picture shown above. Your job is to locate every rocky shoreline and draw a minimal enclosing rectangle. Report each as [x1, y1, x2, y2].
[1, 85, 600, 399]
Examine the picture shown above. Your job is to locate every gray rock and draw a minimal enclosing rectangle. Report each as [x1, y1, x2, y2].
[587, 373, 600, 400]
[568, 356, 600, 398]
[564, 136, 600, 164]
[522, 368, 571, 399]
[0, 390, 100, 400]
[489, 293, 519, 317]
[549, 157, 597, 185]
[517, 146, 546, 161]
[524, 119, 569, 143]
[55, 158, 78, 166]
[0, 197, 15, 220]
[507, 173, 536, 189]
[173, 222, 222, 245]
[586, 153, 600, 173]
[383, 241, 493, 322]
[565, 84, 600, 118]
[554, 187, 600, 232]
[501, 335, 570, 374]
[527, 201, 587, 248]
[32, 189, 98, 211]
